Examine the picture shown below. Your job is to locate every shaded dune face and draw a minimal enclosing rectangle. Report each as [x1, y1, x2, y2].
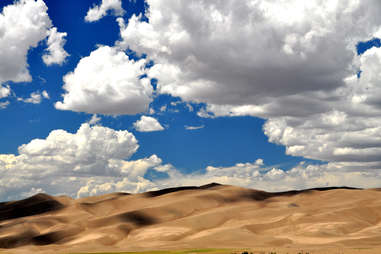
[0, 193, 64, 222]
[144, 183, 223, 197]
[0, 183, 380, 253]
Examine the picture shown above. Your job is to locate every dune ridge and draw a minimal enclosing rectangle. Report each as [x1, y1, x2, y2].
[0, 183, 380, 253]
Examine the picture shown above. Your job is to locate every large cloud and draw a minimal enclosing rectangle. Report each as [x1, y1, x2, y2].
[165, 161, 381, 192]
[1, 123, 380, 201]
[260, 47, 381, 166]
[0, 122, 182, 200]
[17, 123, 139, 174]
[0, 123, 153, 200]
[55, 46, 153, 115]
[115, 0, 381, 169]
[0, 0, 68, 85]
[76, 159, 381, 199]
[118, 0, 381, 104]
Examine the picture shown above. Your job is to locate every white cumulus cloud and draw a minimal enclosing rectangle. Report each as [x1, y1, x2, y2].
[76, 159, 381, 200]
[0, 0, 68, 85]
[118, 0, 381, 105]
[115, 0, 381, 170]
[85, 0, 125, 22]
[1, 124, 380, 201]
[0, 123, 147, 200]
[133, 116, 165, 132]
[0, 85, 10, 98]
[42, 27, 69, 66]
[261, 47, 381, 165]
[55, 46, 153, 115]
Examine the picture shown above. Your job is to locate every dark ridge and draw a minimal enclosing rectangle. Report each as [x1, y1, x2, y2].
[199, 182, 222, 189]
[0, 231, 36, 248]
[144, 183, 223, 198]
[244, 186, 363, 202]
[144, 186, 200, 197]
[80, 193, 130, 208]
[118, 211, 157, 226]
[305, 186, 362, 191]
[143, 184, 361, 199]
[0, 193, 64, 222]
[115, 192, 131, 196]
[274, 186, 362, 197]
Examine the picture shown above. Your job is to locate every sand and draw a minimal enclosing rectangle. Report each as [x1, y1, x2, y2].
[0, 183, 381, 254]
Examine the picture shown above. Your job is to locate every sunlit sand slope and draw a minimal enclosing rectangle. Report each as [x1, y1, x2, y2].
[0, 183, 381, 253]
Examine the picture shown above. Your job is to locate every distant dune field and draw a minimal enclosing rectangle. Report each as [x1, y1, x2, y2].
[1, 183, 381, 254]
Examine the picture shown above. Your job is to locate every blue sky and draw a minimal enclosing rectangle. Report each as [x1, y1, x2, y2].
[0, 0, 381, 201]
[0, 0, 308, 170]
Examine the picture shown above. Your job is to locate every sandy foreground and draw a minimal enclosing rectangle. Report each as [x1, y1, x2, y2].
[0, 183, 381, 254]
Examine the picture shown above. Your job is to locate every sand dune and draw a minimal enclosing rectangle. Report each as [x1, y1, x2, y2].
[1, 184, 381, 253]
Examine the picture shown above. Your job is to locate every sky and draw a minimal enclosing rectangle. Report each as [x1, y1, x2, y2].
[0, 0, 381, 201]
